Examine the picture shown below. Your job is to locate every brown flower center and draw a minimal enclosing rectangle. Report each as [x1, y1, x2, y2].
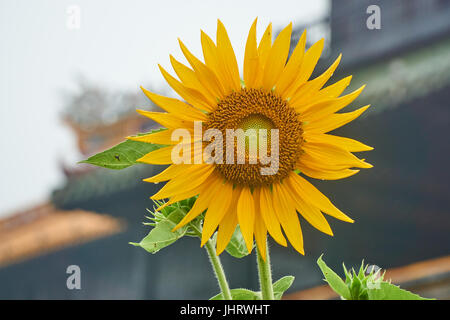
[205, 88, 304, 187]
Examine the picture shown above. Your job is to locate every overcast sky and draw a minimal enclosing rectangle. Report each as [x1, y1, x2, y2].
[0, 0, 328, 217]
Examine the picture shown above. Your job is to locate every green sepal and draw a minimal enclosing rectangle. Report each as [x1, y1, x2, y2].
[130, 210, 187, 254]
[349, 270, 364, 300]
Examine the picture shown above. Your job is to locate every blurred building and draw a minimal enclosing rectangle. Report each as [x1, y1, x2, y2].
[0, 84, 256, 299]
[283, 0, 450, 299]
[0, 204, 124, 269]
[0, 0, 449, 299]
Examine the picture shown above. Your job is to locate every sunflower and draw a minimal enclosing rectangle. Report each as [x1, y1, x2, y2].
[129, 19, 372, 259]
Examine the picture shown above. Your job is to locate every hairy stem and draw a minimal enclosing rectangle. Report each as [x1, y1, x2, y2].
[256, 240, 275, 300]
[191, 222, 232, 300]
[204, 238, 232, 300]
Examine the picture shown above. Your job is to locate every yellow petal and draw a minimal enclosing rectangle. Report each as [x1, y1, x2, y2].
[128, 128, 193, 145]
[262, 22, 292, 90]
[172, 172, 223, 231]
[137, 145, 174, 165]
[296, 200, 333, 236]
[297, 38, 324, 83]
[290, 54, 342, 108]
[141, 87, 207, 121]
[169, 55, 218, 105]
[287, 171, 354, 223]
[259, 187, 287, 247]
[284, 178, 333, 235]
[143, 164, 188, 183]
[137, 140, 204, 165]
[301, 75, 352, 108]
[159, 65, 214, 112]
[216, 187, 241, 255]
[272, 183, 304, 254]
[201, 182, 233, 246]
[216, 20, 241, 92]
[151, 164, 214, 200]
[306, 105, 370, 133]
[200, 30, 218, 68]
[275, 29, 306, 97]
[178, 40, 226, 99]
[303, 133, 373, 152]
[136, 109, 192, 129]
[297, 163, 360, 180]
[155, 185, 203, 212]
[301, 142, 373, 170]
[236, 187, 255, 253]
[243, 18, 259, 88]
[253, 188, 268, 260]
[301, 85, 365, 122]
[257, 23, 273, 69]
[284, 39, 324, 98]
[253, 23, 272, 87]
[200, 31, 228, 90]
[201, 30, 234, 95]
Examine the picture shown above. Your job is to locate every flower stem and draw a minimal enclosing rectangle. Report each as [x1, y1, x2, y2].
[204, 238, 233, 300]
[191, 221, 232, 300]
[256, 240, 275, 300]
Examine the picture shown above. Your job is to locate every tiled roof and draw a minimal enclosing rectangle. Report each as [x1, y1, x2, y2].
[52, 163, 161, 207]
[0, 203, 124, 268]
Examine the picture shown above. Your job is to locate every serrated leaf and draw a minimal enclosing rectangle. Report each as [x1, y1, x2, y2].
[367, 282, 434, 300]
[130, 210, 187, 254]
[225, 225, 251, 258]
[210, 288, 261, 300]
[273, 276, 295, 300]
[79, 129, 167, 170]
[317, 255, 351, 300]
[343, 263, 352, 284]
[357, 262, 369, 283]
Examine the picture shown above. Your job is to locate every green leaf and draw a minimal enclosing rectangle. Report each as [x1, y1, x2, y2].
[130, 209, 187, 254]
[210, 276, 295, 300]
[317, 255, 351, 300]
[357, 261, 368, 279]
[349, 271, 364, 300]
[367, 282, 434, 300]
[79, 129, 167, 170]
[319, 256, 434, 300]
[164, 208, 186, 225]
[210, 288, 261, 300]
[343, 263, 352, 285]
[224, 225, 251, 258]
[273, 276, 295, 300]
